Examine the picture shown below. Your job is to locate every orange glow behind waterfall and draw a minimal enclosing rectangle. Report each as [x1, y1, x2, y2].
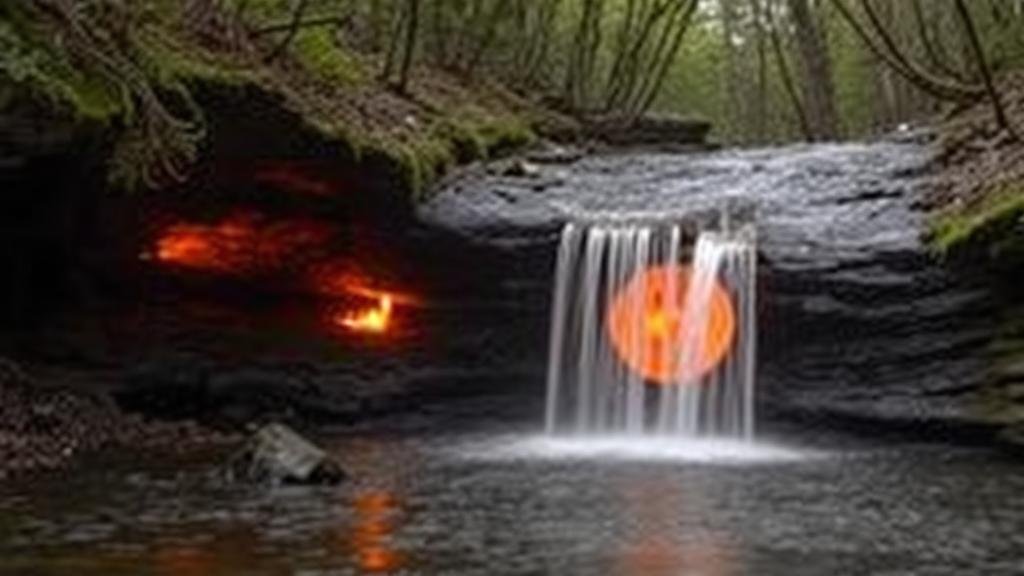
[607, 265, 736, 385]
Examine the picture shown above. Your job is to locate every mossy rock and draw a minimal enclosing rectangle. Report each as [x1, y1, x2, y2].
[928, 180, 1024, 265]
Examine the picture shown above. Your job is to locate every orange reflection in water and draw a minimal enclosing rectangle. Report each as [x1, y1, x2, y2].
[154, 545, 218, 576]
[349, 491, 405, 573]
[616, 480, 736, 576]
[148, 211, 332, 276]
[606, 265, 736, 385]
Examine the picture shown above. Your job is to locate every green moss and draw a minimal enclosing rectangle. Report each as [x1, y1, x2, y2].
[357, 135, 460, 202]
[1, 0, 540, 201]
[410, 137, 456, 189]
[928, 181, 1024, 258]
[430, 114, 536, 164]
[228, 0, 364, 86]
[0, 18, 122, 121]
[293, 28, 365, 86]
[476, 117, 536, 157]
[356, 111, 537, 203]
[433, 119, 487, 163]
[360, 139, 423, 200]
[134, 31, 256, 89]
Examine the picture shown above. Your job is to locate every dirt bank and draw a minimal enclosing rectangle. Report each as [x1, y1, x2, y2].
[0, 357, 236, 479]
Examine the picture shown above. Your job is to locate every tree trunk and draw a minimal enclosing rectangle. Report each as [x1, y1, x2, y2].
[766, 0, 812, 140]
[953, 0, 1017, 138]
[720, 0, 744, 141]
[749, 0, 770, 143]
[398, 0, 420, 93]
[786, 0, 840, 140]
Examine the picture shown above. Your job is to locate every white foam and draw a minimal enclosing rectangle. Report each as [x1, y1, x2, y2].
[457, 435, 816, 465]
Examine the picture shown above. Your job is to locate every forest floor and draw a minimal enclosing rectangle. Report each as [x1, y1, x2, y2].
[924, 73, 1024, 256]
[0, 356, 236, 479]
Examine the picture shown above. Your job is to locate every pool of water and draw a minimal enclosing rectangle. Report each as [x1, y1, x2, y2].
[2, 394, 1024, 576]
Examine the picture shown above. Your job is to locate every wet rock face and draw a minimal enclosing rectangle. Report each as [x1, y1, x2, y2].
[423, 142, 1009, 442]
[225, 423, 346, 486]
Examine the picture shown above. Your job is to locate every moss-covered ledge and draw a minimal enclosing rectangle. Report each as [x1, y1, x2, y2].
[0, 0, 555, 208]
[926, 179, 1024, 267]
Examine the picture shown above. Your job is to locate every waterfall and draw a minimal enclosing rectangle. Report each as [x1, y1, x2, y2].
[544, 219, 757, 439]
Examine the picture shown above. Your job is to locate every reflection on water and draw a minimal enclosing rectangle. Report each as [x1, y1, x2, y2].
[155, 544, 217, 576]
[347, 490, 405, 572]
[616, 478, 735, 576]
[2, 431, 1024, 575]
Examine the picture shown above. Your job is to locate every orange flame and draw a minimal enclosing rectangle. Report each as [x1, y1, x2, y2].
[607, 265, 736, 385]
[337, 294, 393, 334]
[148, 212, 332, 276]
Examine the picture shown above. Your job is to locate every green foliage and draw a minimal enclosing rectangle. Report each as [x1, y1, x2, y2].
[360, 112, 537, 202]
[657, 21, 725, 136]
[361, 138, 425, 201]
[293, 28, 366, 86]
[433, 119, 487, 163]
[133, 29, 255, 89]
[826, 4, 880, 139]
[229, 0, 364, 85]
[2, 0, 540, 203]
[928, 181, 1024, 258]
[0, 15, 121, 121]
[476, 116, 536, 156]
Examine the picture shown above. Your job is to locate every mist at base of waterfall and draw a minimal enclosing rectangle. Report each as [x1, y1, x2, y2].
[454, 434, 814, 464]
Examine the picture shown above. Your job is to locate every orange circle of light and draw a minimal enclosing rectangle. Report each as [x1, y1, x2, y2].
[607, 265, 736, 385]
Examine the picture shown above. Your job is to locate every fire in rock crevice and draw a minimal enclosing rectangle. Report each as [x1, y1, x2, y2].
[336, 294, 393, 335]
[145, 211, 415, 338]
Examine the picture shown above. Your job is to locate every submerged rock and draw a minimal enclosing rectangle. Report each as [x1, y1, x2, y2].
[226, 423, 346, 485]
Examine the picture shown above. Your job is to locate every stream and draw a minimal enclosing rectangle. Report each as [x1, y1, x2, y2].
[2, 140, 1022, 575]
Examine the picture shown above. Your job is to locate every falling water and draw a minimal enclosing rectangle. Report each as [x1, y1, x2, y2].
[544, 218, 757, 439]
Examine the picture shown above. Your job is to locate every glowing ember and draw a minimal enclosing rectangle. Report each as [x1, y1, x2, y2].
[148, 212, 332, 276]
[337, 294, 393, 334]
[254, 162, 334, 197]
[606, 265, 736, 385]
[309, 264, 421, 307]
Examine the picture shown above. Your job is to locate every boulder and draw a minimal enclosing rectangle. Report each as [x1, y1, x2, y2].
[225, 423, 346, 485]
[492, 159, 541, 178]
[585, 113, 713, 147]
[526, 144, 584, 165]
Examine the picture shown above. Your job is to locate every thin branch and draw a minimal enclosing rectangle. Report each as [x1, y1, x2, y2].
[253, 15, 349, 38]
[828, 0, 984, 102]
[264, 0, 310, 63]
[953, 0, 1018, 139]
